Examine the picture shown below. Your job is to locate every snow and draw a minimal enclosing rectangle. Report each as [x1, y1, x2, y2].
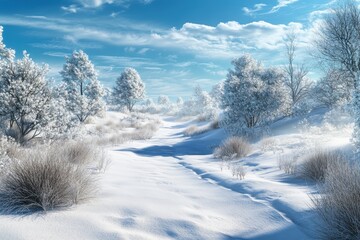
[0, 111, 353, 239]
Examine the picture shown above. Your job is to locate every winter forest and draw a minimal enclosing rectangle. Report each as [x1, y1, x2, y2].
[0, 0, 360, 239]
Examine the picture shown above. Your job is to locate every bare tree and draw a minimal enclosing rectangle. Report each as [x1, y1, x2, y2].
[284, 31, 311, 107]
[315, 0, 360, 148]
[316, 1, 360, 87]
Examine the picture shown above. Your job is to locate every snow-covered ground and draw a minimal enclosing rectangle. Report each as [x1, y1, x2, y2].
[0, 111, 352, 239]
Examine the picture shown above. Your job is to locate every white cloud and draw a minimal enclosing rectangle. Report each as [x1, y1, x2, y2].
[138, 48, 150, 54]
[242, 3, 267, 16]
[61, 5, 79, 13]
[0, 15, 312, 59]
[43, 52, 69, 57]
[270, 0, 298, 13]
[76, 0, 153, 8]
[78, 0, 114, 8]
[309, 8, 333, 21]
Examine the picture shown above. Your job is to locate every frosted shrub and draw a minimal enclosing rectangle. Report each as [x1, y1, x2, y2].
[96, 119, 160, 146]
[259, 137, 277, 152]
[301, 150, 343, 182]
[184, 120, 220, 137]
[184, 125, 210, 136]
[214, 136, 251, 160]
[0, 136, 20, 159]
[0, 151, 96, 214]
[312, 158, 360, 240]
[278, 155, 297, 174]
[231, 164, 246, 180]
[53, 141, 97, 165]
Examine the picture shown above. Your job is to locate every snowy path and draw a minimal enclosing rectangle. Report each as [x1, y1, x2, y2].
[0, 116, 313, 240]
[102, 117, 311, 239]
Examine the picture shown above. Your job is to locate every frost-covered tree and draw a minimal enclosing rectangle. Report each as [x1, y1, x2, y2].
[222, 54, 288, 134]
[315, 1, 360, 148]
[44, 84, 78, 140]
[315, 69, 353, 108]
[0, 51, 52, 143]
[112, 67, 145, 112]
[61, 50, 105, 123]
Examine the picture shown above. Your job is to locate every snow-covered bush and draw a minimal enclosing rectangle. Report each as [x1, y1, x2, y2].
[231, 164, 246, 180]
[112, 67, 145, 112]
[52, 141, 101, 165]
[221, 55, 289, 135]
[214, 136, 251, 160]
[300, 150, 343, 182]
[94, 114, 160, 146]
[61, 50, 105, 123]
[315, 69, 353, 108]
[0, 51, 52, 144]
[312, 157, 360, 239]
[259, 137, 278, 152]
[0, 136, 20, 175]
[278, 155, 297, 175]
[0, 149, 96, 214]
[184, 120, 220, 136]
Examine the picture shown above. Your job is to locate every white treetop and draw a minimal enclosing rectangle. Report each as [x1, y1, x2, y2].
[222, 54, 289, 134]
[158, 95, 170, 106]
[61, 50, 105, 122]
[112, 67, 145, 111]
[0, 51, 51, 143]
[0, 26, 14, 61]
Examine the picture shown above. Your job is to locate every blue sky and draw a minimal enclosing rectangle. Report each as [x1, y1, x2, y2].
[0, 0, 335, 99]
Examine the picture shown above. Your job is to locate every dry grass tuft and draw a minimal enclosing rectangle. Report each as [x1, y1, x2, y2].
[312, 158, 360, 239]
[278, 155, 298, 175]
[300, 150, 343, 182]
[0, 151, 96, 214]
[214, 136, 251, 160]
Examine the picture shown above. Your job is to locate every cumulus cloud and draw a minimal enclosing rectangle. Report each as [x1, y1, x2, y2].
[0, 15, 312, 59]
